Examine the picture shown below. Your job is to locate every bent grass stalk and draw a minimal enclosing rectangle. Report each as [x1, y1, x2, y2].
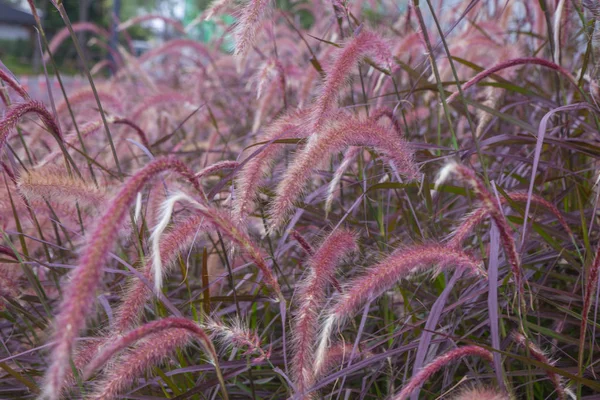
[269, 115, 417, 230]
[40, 157, 203, 400]
[513, 332, 567, 400]
[152, 191, 284, 301]
[292, 229, 357, 397]
[314, 244, 484, 374]
[88, 319, 228, 400]
[390, 345, 494, 400]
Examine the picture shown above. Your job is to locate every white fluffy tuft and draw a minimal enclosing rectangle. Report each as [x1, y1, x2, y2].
[314, 315, 335, 375]
[434, 162, 458, 191]
[151, 191, 209, 294]
[134, 192, 142, 224]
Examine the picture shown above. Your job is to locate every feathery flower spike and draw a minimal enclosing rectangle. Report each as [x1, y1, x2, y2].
[314, 244, 484, 373]
[233, 0, 271, 56]
[292, 229, 357, 397]
[114, 214, 208, 334]
[88, 319, 228, 400]
[312, 30, 392, 132]
[153, 191, 284, 302]
[325, 146, 360, 217]
[17, 166, 107, 208]
[83, 318, 218, 380]
[0, 69, 29, 100]
[1, 100, 62, 154]
[205, 317, 269, 362]
[512, 332, 567, 400]
[269, 115, 417, 230]
[390, 345, 494, 400]
[447, 191, 573, 248]
[435, 163, 523, 296]
[450, 386, 510, 400]
[40, 157, 203, 400]
[233, 110, 309, 222]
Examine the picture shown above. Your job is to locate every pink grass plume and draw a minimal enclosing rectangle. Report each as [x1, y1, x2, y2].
[113, 214, 208, 334]
[314, 244, 484, 374]
[0, 69, 29, 101]
[513, 332, 568, 400]
[447, 191, 573, 248]
[1, 100, 62, 154]
[39, 158, 203, 400]
[450, 386, 510, 400]
[206, 317, 269, 362]
[312, 30, 392, 132]
[435, 163, 523, 297]
[152, 191, 284, 302]
[195, 160, 240, 180]
[233, 110, 309, 222]
[17, 166, 107, 208]
[292, 229, 357, 397]
[269, 114, 417, 230]
[291, 230, 315, 256]
[233, 0, 271, 56]
[83, 318, 218, 379]
[88, 318, 228, 400]
[390, 345, 494, 400]
[325, 146, 360, 217]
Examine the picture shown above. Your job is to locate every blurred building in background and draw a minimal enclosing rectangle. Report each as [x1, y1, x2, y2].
[0, 1, 35, 41]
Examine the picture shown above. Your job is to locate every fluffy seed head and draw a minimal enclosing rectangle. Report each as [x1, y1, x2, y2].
[114, 214, 207, 334]
[314, 244, 484, 373]
[0, 100, 62, 154]
[40, 157, 203, 400]
[153, 191, 283, 301]
[87, 328, 194, 400]
[292, 229, 357, 396]
[269, 114, 417, 230]
[390, 345, 494, 400]
[312, 30, 392, 132]
[512, 332, 567, 399]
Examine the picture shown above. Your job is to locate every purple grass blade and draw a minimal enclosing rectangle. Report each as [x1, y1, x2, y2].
[410, 271, 463, 400]
[488, 224, 505, 389]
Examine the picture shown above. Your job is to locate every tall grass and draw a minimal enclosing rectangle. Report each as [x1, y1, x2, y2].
[0, 1, 599, 399]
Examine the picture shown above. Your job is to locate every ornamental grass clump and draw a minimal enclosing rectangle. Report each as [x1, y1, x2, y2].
[40, 158, 203, 399]
[2, 1, 600, 399]
[315, 244, 485, 373]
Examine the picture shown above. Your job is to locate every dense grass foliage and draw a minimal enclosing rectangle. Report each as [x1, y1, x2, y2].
[1, 0, 600, 399]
